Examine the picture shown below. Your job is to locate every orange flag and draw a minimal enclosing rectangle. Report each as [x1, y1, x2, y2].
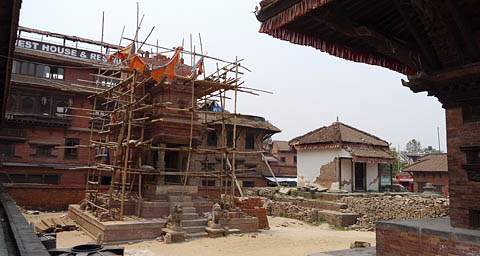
[129, 54, 146, 73]
[151, 46, 183, 83]
[103, 43, 134, 64]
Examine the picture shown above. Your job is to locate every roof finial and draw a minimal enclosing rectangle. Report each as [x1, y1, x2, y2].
[336, 116, 339, 123]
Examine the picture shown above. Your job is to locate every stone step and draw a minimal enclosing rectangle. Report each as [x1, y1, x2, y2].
[183, 226, 206, 233]
[185, 232, 208, 239]
[182, 218, 207, 227]
[183, 213, 199, 220]
[183, 207, 196, 214]
[167, 191, 186, 196]
[169, 201, 194, 207]
[317, 210, 358, 227]
[168, 196, 192, 202]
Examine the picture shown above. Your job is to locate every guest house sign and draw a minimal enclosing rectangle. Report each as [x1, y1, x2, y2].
[15, 38, 114, 63]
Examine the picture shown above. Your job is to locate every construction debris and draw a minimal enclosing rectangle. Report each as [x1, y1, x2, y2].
[265, 200, 318, 223]
[341, 195, 449, 231]
[32, 215, 78, 234]
[350, 241, 371, 249]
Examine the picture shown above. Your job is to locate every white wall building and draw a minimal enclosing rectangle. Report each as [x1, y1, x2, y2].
[290, 121, 394, 192]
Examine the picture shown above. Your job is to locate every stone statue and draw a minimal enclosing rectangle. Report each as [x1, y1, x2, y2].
[208, 203, 223, 229]
[167, 204, 183, 231]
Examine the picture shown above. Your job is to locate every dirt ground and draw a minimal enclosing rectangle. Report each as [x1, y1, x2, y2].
[24, 212, 376, 256]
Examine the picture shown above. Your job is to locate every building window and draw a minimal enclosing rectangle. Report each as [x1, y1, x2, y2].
[95, 75, 118, 88]
[6, 95, 16, 112]
[44, 174, 60, 184]
[12, 60, 20, 74]
[31, 145, 56, 158]
[470, 209, 480, 228]
[85, 175, 111, 185]
[201, 180, 215, 186]
[207, 163, 216, 171]
[0, 142, 15, 157]
[242, 181, 255, 187]
[9, 173, 26, 183]
[27, 174, 43, 183]
[40, 96, 51, 115]
[65, 138, 80, 159]
[207, 130, 217, 147]
[0, 173, 60, 184]
[294, 156, 297, 164]
[13, 60, 64, 80]
[227, 132, 233, 148]
[245, 133, 255, 149]
[21, 96, 35, 113]
[47, 66, 64, 80]
[280, 157, 286, 162]
[55, 100, 69, 115]
[222, 181, 232, 187]
[463, 104, 480, 123]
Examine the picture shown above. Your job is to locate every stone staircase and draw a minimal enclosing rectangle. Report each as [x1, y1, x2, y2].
[167, 194, 208, 239]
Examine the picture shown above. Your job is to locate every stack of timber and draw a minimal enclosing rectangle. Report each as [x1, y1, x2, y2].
[32, 216, 78, 234]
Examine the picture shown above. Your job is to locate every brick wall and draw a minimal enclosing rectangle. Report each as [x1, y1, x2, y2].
[234, 197, 269, 229]
[446, 107, 480, 229]
[4, 184, 108, 211]
[376, 227, 480, 256]
[412, 172, 449, 196]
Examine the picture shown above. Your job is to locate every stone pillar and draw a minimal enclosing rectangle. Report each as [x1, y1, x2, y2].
[156, 143, 166, 185]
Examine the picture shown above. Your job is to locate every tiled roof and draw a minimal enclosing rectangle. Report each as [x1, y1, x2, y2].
[345, 147, 394, 160]
[403, 153, 448, 172]
[289, 122, 389, 147]
[203, 112, 281, 133]
[273, 140, 290, 151]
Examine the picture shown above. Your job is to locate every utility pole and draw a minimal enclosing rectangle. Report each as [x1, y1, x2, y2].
[397, 144, 401, 173]
[437, 127, 441, 152]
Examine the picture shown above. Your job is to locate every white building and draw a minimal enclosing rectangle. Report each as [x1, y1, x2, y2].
[289, 121, 394, 192]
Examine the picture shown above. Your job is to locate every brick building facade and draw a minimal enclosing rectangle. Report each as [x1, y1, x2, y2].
[1, 27, 284, 209]
[194, 111, 280, 190]
[0, 28, 109, 209]
[403, 153, 449, 196]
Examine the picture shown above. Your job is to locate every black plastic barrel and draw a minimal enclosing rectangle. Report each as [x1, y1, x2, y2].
[48, 243, 124, 256]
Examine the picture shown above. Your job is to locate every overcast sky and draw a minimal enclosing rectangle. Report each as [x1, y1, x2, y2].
[18, 0, 447, 152]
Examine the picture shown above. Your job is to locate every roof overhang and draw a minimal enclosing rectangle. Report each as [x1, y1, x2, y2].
[256, 0, 480, 79]
[0, 0, 22, 124]
[256, 0, 418, 75]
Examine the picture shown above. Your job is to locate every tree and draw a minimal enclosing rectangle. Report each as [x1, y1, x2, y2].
[405, 139, 422, 153]
[390, 147, 406, 174]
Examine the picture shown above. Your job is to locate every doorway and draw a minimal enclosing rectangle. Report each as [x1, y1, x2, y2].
[164, 151, 182, 184]
[354, 162, 366, 191]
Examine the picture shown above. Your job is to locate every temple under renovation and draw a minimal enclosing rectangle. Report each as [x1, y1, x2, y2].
[0, 10, 282, 242]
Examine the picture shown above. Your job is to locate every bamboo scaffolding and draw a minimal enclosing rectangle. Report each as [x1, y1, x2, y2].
[77, 23, 274, 220]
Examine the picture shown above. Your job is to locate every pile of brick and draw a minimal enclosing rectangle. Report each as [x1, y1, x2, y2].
[264, 200, 318, 223]
[234, 197, 269, 229]
[341, 195, 449, 231]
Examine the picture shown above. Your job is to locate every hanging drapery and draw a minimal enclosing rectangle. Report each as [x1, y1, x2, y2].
[151, 46, 184, 82]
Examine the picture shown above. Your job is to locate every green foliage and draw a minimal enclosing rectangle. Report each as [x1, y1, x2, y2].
[291, 190, 298, 197]
[406, 139, 422, 153]
[389, 147, 406, 174]
[310, 221, 346, 230]
[311, 220, 327, 226]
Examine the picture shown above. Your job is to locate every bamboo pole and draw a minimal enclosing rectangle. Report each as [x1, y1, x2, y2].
[123, 37, 251, 71]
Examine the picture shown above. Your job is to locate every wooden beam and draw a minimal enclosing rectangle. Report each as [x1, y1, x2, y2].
[444, 0, 480, 61]
[393, 0, 440, 70]
[308, 8, 422, 71]
[409, 0, 464, 67]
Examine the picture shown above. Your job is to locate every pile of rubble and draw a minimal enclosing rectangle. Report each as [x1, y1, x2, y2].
[264, 199, 318, 223]
[341, 195, 449, 231]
